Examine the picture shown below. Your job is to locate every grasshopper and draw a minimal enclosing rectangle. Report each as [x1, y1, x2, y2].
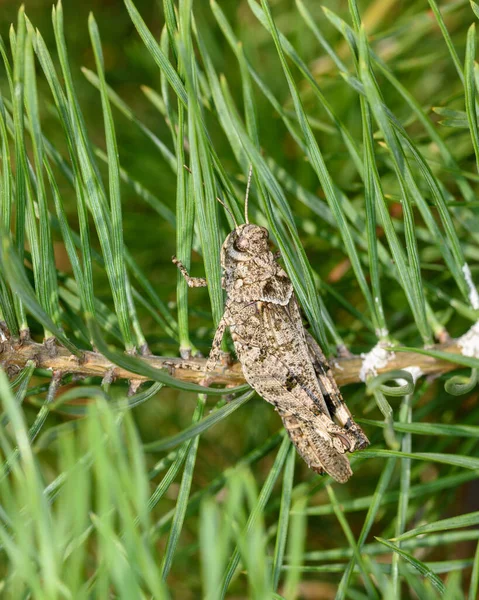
[173, 169, 368, 482]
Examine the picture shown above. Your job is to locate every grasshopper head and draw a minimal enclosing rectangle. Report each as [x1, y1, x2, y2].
[221, 224, 269, 268]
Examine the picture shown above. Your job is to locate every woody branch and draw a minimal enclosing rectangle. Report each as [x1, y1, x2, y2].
[0, 329, 469, 388]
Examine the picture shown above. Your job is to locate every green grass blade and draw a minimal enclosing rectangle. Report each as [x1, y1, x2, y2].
[359, 448, 479, 471]
[162, 0, 179, 62]
[174, 103, 195, 353]
[394, 346, 479, 370]
[178, 4, 223, 329]
[283, 494, 307, 600]
[161, 394, 205, 579]
[375, 537, 446, 595]
[428, 0, 464, 82]
[88, 14, 138, 350]
[220, 434, 290, 597]
[33, 27, 96, 321]
[200, 496, 224, 599]
[336, 457, 396, 598]
[259, 0, 378, 331]
[326, 483, 379, 599]
[361, 419, 479, 438]
[148, 443, 190, 512]
[469, 539, 479, 600]
[272, 444, 295, 591]
[394, 510, 479, 542]
[391, 391, 412, 596]
[357, 26, 431, 343]
[0, 234, 79, 354]
[52, 2, 134, 349]
[0, 95, 19, 337]
[465, 24, 479, 175]
[0, 361, 35, 428]
[247, 0, 363, 174]
[124, 0, 187, 107]
[9, 9, 27, 332]
[24, 32, 60, 332]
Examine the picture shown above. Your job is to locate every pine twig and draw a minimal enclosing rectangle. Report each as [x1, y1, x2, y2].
[0, 329, 471, 388]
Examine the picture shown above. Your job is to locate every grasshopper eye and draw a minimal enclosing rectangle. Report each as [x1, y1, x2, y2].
[233, 236, 249, 252]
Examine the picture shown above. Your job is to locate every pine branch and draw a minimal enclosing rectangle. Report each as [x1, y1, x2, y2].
[0, 328, 469, 388]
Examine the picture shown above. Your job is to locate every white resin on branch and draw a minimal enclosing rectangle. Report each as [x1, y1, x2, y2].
[359, 342, 395, 382]
[458, 321, 479, 358]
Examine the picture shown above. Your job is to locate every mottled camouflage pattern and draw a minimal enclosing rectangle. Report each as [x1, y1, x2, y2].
[174, 223, 368, 483]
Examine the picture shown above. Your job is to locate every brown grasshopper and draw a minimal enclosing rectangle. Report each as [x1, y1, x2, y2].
[173, 169, 369, 482]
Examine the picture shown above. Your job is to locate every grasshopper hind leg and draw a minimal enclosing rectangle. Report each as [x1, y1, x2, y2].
[280, 411, 353, 484]
[305, 332, 369, 451]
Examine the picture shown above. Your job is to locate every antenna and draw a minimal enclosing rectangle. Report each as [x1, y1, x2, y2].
[244, 164, 253, 224]
[216, 196, 238, 228]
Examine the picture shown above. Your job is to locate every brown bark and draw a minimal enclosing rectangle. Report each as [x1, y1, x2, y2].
[0, 334, 466, 388]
